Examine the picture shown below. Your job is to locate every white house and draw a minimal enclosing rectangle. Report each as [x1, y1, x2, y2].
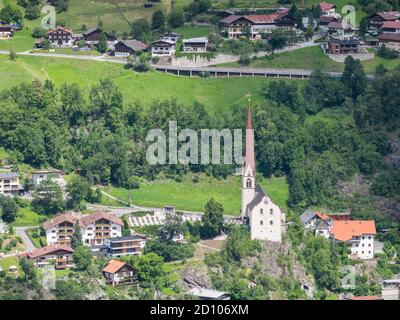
[103, 235, 147, 257]
[32, 169, 65, 188]
[47, 26, 74, 47]
[0, 172, 22, 196]
[327, 21, 356, 40]
[318, 2, 337, 17]
[42, 212, 80, 246]
[241, 99, 285, 242]
[0, 24, 15, 39]
[182, 37, 208, 53]
[102, 259, 135, 286]
[26, 244, 75, 269]
[331, 220, 376, 260]
[161, 32, 181, 43]
[151, 39, 176, 57]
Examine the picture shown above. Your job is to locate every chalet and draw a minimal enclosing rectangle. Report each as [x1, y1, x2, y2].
[318, 2, 336, 17]
[47, 26, 74, 47]
[300, 210, 351, 237]
[0, 172, 22, 196]
[219, 11, 294, 39]
[79, 211, 123, 246]
[327, 20, 355, 40]
[187, 288, 230, 300]
[113, 40, 148, 56]
[377, 33, 400, 52]
[182, 37, 209, 53]
[324, 39, 360, 54]
[215, 9, 235, 20]
[161, 32, 181, 43]
[331, 220, 376, 260]
[379, 21, 400, 34]
[102, 259, 135, 286]
[42, 212, 80, 246]
[319, 16, 339, 32]
[32, 169, 65, 188]
[103, 235, 147, 257]
[26, 244, 75, 269]
[151, 39, 176, 57]
[82, 27, 117, 46]
[369, 11, 400, 32]
[0, 24, 15, 39]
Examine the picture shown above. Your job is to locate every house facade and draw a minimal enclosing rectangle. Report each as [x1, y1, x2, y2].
[161, 32, 181, 43]
[103, 235, 147, 257]
[43, 213, 80, 246]
[241, 99, 285, 242]
[369, 11, 400, 32]
[0, 24, 15, 39]
[377, 33, 400, 52]
[151, 39, 176, 57]
[381, 279, 400, 300]
[325, 39, 360, 54]
[182, 37, 209, 53]
[102, 259, 135, 286]
[379, 21, 400, 34]
[47, 26, 74, 47]
[319, 16, 339, 32]
[0, 172, 22, 196]
[80, 211, 123, 246]
[318, 2, 336, 17]
[331, 220, 376, 260]
[32, 169, 64, 188]
[327, 21, 355, 40]
[82, 27, 117, 46]
[113, 40, 148, 56]
[26, 244, 75, 269]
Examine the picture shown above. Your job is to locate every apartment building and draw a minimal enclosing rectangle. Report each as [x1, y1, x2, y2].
[26, 244, 75, 269]
[103, 235, 147, 257]
[0, 172, 22, 196]
[43, 213, 80, 246]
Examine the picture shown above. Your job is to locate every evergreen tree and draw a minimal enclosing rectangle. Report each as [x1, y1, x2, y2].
[201, 199, 224, 238]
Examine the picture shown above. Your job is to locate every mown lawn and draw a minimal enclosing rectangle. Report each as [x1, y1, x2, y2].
[12, 207, 42, 227]
[220, 46, 400, 74]
[0, 256, 21, 274]
[172, 26, 217, 39]
[0, 55, 298, 112]
[0, 28, 35, 52]
[104, 174, 288, 215]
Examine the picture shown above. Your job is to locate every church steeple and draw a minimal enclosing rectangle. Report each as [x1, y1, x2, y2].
[243, 96, 255, 177]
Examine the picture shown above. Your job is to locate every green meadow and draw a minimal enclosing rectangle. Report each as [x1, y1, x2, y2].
[104, 174, 289, 215]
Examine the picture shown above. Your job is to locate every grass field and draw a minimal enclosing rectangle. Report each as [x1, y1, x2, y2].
[0, 256, 21, 274]
[220, 46, 400, 74]
[12, 207, 42, 227]
[104, 173, 288, 215]
[172, 26, 217, 38]
[0, 29, 35, 52]
[0, 54, 297, 112]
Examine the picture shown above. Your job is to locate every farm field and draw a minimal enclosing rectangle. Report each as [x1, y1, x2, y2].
[220, 46, 400, 74]
[104, 174, 289, 215]
[0, 55, 301, 112]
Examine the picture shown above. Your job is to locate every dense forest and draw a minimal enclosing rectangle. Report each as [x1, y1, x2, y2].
[0, 58, 399, 227]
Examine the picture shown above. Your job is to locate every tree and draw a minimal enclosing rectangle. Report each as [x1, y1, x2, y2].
[0, 4, 23, 25]
[24, 5, 40, 20]
[126, 175, 140, 205]
[66, 175, 91, 210]
[54, 279, 87, 300]
[152, 10, 165, 30]
[122, 216, 131, 237]
[168, 10, 184, 28]
[135, 252, 165, 286]
[201, 198, 224, 238]
[0, 195, 18, 223]
[131, 19, 151, 42]
[70, 224, 83, 249]
[31, 179, 65, 215]
[341, 56, 367, 101]
[73, 245, 92, 270]
[20, 257, 37, 282]
[159, 213, 184, 241]
[96, 32, 107, 53]
[31, 27, 46, 38]
[9, 49, 17, 61]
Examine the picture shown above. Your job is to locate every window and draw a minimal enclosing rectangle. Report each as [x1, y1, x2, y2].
[260, 209, 263, 215]
[270, 209, 273, 215]
[270, 221, 273, 225]
[246, 178, 252, 188]
[260, 220, 263, 225]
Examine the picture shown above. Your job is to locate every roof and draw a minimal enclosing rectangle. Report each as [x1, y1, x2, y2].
[27, 244, 74, 259]
[300, 210, 317, 224]
[163, 32, 181, 37]
[220, 14, 284, 25]
[182, 37, 208, 44]
[319, 2, 336, 11]
[331, 220, 376, 241]
[106, 235, 147, 243]
[151, 39, 175, 46]
[245, 184, 268, 215]
[219, 15, 242, 24]
[187, 287, 229, 299]
[79, 211, 123, 227]
[377, 33, 400, 42]
[42, 213, 79, 229]
[33, 169, 63, 175]
[328, 21, 354, 30]
[116, 40, 148, 51]
[381, 21, 400, 29]
[82, 27, 99, 36]
[316, 219, 330, 230]
[47, 26, 73, 35]
[345, 295, 382, 300]
[102, 259, 130, 274]
[319, 16, 338, 24]
[0, 172, 19, 179]
[376, 11, 400, 21]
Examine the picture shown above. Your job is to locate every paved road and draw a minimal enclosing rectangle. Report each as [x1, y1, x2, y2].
[15, 227, 36, 252]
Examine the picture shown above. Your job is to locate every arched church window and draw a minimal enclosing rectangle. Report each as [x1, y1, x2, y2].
[246, 178, 252, 188]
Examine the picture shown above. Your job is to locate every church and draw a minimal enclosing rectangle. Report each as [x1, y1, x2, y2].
[241, 98, 285, 242]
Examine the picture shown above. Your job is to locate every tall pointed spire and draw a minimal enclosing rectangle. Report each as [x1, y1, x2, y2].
[243, 95, 255, 176]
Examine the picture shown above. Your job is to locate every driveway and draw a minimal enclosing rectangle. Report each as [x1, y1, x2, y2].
[15, 227, 36, 252]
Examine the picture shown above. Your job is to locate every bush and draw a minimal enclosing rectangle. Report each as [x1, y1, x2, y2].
[378, 45, 398, 59]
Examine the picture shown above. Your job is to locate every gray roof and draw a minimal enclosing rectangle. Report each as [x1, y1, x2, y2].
[183, 37, 208, 44]
[82, 27, 99, 36]
[118, 40, 148, 51]
[316, 219, 330, 230]
[245, 184, 267, 216]
[187, 287, 229, 299]
[300, 209, 317, 224]
[0, 172, 19, 179]
[107, 235, 147, 243]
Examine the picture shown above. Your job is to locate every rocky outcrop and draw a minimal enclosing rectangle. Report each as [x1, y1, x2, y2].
[178, 263, 212, 290]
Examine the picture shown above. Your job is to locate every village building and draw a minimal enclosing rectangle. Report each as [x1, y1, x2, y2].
[318, 2, 337, 17]
[241, 99, 285, 242]
[42, 212, 80, 246]
[182, 37, 209, 53]
[369, 11, 400, 33]
[331, 220, 376, 260]
[103, 235, 147, 257]
[327, 21, 356, 40]
[26, 244, 75, 269]
[300, 210, 351, 238]
[47, 26, 74, 47]
[187, 288, 231, 300]
[0, 24, 15, 39]
[319, 16, 339, 32]
[151, 39, 176, 57]
[379, 21, 400, 34]
[79, 211, 123, 246]
[323, 39, 360, 54]
[377, 33, 400, 52]
[219, 10, 294, 39]
[381, 279, 400, 300]
[102, 259, 135, 286]
[161, 32, 181, 43]
[0, 172, 22, 196]
[344, 295, 383, 300]
[113, 40, 148, 56]
[82, 27, 117, 47]
[32, 169, 65, 188]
